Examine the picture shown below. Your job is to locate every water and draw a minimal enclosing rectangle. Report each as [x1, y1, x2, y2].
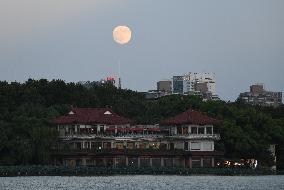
[0, 175, 284, 190]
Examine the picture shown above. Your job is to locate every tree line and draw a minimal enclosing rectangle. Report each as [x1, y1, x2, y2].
[0, 79, 283, 169]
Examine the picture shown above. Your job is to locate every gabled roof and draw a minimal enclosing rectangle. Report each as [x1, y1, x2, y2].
[160, 109, 219, 125]
[52, 108, 134, 125]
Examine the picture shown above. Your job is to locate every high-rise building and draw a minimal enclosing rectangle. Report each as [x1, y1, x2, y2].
[238, 84, 282, 107]
[173, 76, 184, 94]
[172, 73, 218, 100]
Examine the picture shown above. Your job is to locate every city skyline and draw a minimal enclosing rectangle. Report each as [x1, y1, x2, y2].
[0, 0, 283, 101]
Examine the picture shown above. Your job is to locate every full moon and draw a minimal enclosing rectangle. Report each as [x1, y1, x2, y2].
[113, 25, 132, 45]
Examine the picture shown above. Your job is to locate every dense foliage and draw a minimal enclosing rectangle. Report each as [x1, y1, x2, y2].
[0, 79, 283, 169]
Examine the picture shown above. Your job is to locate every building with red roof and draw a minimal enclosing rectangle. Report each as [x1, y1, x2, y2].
[52, 108, 223, 168]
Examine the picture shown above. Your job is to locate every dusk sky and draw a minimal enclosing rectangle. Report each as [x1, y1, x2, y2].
[0, 0, 283, 101]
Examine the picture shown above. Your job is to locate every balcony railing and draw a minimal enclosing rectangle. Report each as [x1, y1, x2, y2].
[59, 133, 220, 140]
[168, 134, 220, 140]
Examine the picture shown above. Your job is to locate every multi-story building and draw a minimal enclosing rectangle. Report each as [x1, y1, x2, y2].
[173, 76, 184, 94]
[172, 73, 218, 101]
[238, 84, 282, 107]
[52, 108, 223, 168]
[157, 80, 172, 93]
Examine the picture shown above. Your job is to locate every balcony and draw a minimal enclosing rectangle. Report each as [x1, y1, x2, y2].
[59, 133, 220, 141]
[168, 134, 220, 140]
[59, 133, 166, 140]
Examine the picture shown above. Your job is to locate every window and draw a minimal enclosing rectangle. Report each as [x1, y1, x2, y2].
[115, 156, 126, 167]
[84, 142, 89, 149]
[160, 143, 168, 150]
[86, 159, 94, 166]
[116, 142, 124, 149]
[203, 158, 212, 168]
[198, 127, 205, 134]
[191, 157, 201, 168]
[191, 127, 197, 134]
[127, 142, 135, 149]
[140, 157, 150, 167]
[152, 158, 161, 167]
[103, 142, 111, 149]
[206, 126, 213, 134]
[203, 142, 213, 151]
[190, 142, 201, 150]
[164, 158, 173, 167]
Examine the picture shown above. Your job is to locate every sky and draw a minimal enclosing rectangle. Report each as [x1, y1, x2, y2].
[0, 0, 283, 101]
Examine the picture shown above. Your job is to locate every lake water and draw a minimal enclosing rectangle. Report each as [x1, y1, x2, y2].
[0, 175, 284, 190]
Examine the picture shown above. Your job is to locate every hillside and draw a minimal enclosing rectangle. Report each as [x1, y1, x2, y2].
[0, 79, 283, 169]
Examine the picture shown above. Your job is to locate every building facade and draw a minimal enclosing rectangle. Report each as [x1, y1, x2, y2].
[238, 84, 282, 107]
[172, 76, 184, 94]
[172, 73, 218, 101]
[52, 108, 223, 168]
[157, 80, 172, 93]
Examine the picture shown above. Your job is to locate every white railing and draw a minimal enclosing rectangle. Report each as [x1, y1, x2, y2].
[168, 134, 220, 140]
[59, 133, 220, 140]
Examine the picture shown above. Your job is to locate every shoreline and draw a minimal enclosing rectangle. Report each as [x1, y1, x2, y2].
[0, 166, 280, 177]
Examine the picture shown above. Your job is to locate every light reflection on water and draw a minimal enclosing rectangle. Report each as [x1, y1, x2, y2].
[1, 175, 284, 190]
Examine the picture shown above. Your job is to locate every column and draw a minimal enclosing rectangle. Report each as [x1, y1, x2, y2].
[125, 156, 129, 166]
[212, 157, 215, 168]
[138, 157, 141, 167]
[82, 158, 86, 166]
[150, 158, 153, 167]
[201, 157, 204, 168]
[113, 158, 116, 168]
[103, 158, 106, 167]
[161, 158, 164, 167]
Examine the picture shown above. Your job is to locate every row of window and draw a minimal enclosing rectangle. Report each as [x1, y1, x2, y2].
[64, 157, 214, 168]
[60, 141, 214, 151]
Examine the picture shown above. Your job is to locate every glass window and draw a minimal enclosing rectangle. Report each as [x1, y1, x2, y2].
[127, 142, 135, 149]
[160, 143, 168, 150]
[152, 158, 161, 167]
[191, 157, 201, 168]
[198, 127, 205, 134]
[105, 158, 113, 167]
[164, 158, 173, 167]
[103, 142, 111, 149]
[92, 142, 102, 150]
[174, 158, 184, 167]
[203, 142, 213, 151]
[116, 142, 124, 149]
[206, 126, 213, 134]
[140, 157, 150, 167]
[191, 142, 201, 150]
[191, 127, 197, 134]
[115, 156, 126, 167]
[86, 159, 94, 166]
[203, 158, 212, 168]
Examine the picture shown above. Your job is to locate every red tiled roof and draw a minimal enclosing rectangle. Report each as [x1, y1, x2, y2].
[160, 109, 219, 125]
[52, 108, 134, 125]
